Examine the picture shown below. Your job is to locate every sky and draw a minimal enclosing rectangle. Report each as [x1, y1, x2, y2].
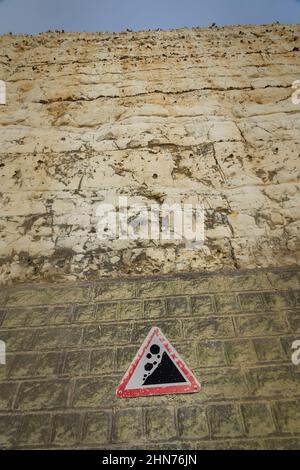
[0, 0, 299, 35]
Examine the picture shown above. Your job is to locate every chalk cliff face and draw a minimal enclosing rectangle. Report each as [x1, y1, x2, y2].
[0, 24, 299, 284]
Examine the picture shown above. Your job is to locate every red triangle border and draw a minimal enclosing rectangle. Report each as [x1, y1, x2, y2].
[116, 326, 201, 398]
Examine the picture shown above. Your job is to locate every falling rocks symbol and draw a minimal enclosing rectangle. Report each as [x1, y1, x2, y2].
[116, 326, 201, 398]
[143, 350, 187, 385]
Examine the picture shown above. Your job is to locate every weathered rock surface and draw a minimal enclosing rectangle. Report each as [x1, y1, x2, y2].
[0, 24, 299, 285]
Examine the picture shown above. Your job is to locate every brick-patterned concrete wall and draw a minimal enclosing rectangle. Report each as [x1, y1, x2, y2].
[0, 267, 299, 449]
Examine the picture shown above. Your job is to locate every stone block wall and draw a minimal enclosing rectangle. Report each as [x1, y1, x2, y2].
[0, 267, 299, 449]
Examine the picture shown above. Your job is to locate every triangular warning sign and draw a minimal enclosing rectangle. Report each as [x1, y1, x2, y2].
[116, 327, 201, 398]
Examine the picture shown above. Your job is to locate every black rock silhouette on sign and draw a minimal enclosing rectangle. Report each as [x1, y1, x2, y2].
[143, 351, 187, 385]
